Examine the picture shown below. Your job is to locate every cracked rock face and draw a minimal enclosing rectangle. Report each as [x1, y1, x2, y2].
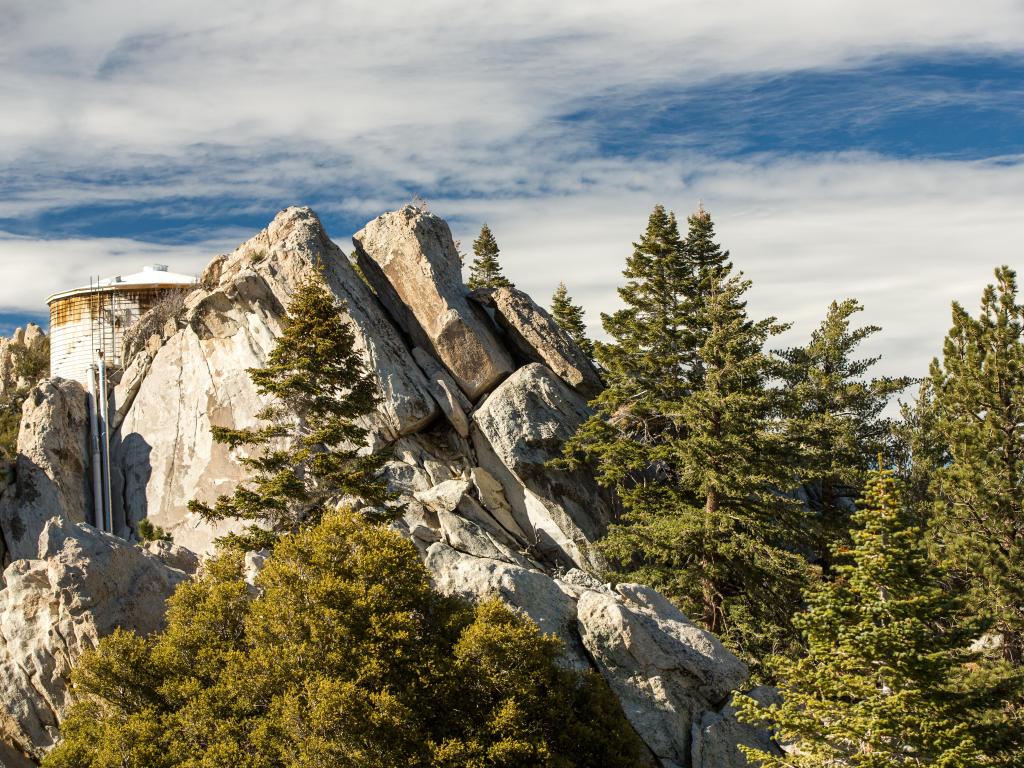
[110, 207, 439, 554]
[423, 541, 752, 765]
[0, 205, 770, 767]
[471, 287, 603, 399]
[0, 518, 186, 759]
[471, 363, 614, 572]
[353, 206, 515, 400]
[577, 585, 748, 766]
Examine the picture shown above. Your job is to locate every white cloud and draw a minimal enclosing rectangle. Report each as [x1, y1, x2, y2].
[2, 0, 1024, 210]
[1, 1, 1022, 389]
[438, 153, 1024, 384]
[3, 153, 1020, 390]
[0, 233, 228, 314]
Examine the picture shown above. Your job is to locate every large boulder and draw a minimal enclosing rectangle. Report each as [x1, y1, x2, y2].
[577, 584, 748, 767]
[471, 287, 602, 399]
[471, 363, 614, 571]
[0, 517, 186, 759]
[424, 541, 590, 670]
[690, 687, 782, 768]
[423, 536, 753, 766]
[112, 207, 440, 554]
[353, 206, 515, 400]
[0, 380, 91, 562]
[414, 479, 533, 567]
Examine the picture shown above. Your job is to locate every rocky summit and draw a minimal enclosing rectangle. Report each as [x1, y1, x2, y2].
[0, 205, 773, 767]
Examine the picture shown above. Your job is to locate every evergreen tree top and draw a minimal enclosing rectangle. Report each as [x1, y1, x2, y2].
[778, 299, 911, 481]
[925, 265, 1024, 658]
[597, 204, 688, 404]
[473, 223, 498, 257]
[684, 203, 730, 279]
[467, 223, 514, 290]
[550, 281, 594, 358]
[249, 268, 380, 425]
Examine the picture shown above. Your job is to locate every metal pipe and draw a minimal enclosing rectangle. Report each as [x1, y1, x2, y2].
[97, 352, 114, 535]
[87, 364, 104, 531]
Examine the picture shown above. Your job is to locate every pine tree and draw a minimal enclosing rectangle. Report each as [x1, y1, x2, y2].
[923, 267, 1024, 659]
[550, 281, 593, 358]
[565, 205, 811, 672]
[893, 267, 1024, 761]
[466, 224, 514, 290]
[736, 466, 987, 767]
[779, 298, 911, 568]
[188, 268, 393, 550]
[595, 204, 688, 413]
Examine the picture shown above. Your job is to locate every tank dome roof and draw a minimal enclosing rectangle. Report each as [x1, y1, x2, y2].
[46, 265, 197, 305]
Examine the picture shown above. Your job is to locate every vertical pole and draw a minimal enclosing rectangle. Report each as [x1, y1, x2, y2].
[87, 364, 104, 531]
[97, 351, 114, 536]
[106, 290, 116, 534]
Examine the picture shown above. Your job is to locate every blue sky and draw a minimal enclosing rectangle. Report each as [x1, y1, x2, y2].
[1, 0, 1022, 380]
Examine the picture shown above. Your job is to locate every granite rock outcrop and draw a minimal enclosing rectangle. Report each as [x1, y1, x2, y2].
[0, 206, 773, 766]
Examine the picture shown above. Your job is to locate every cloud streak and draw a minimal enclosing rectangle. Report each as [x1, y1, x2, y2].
[3, 152, 1021, 390]
[1, 0, 1022, 391]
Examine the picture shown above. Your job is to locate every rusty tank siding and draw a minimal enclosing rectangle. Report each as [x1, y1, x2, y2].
[46, 265, 197, 385]
[46, 264, 197, 535]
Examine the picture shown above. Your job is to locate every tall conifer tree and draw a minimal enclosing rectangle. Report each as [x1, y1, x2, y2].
[779, 299, 911, 567]
[466, 224, 514, 290]
[737, 467, 987, 767]
[923, 267, 1024, 658]
[565, 205, 810, 670]
[894, 267, 1024, 760]
[677, 203, 733, 387]
[189, 268, 393, 549]
[596, 204, 688, 411]
[550, 281, 594, 358]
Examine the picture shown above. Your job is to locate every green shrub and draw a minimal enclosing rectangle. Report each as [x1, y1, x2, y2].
[0, 335, 51, 459]
[136, 518, 171, 543]
[44, 510, 643, 768]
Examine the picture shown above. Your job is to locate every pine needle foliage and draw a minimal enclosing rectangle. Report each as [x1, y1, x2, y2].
[895, 267, 1024, 760]
[778, 298, 911, 568]
[467, 224, 514, 290]
[596, 204, 688, 411]
[188, 268, 393, 550]
[550, 281, 593, 358]
[136, 518, 171, 543]
[919, 266, 1024, 659]
[736, 467, 988, 767]
[563, 205, 811, 673]
[43, 511, 644, 768]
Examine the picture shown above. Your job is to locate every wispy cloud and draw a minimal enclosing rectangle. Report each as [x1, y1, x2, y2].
[3, 1, 1024, 206]
[1, 0, 1022, 385]
[2, 152, 1020, 389]
[0, 232, 234, 314]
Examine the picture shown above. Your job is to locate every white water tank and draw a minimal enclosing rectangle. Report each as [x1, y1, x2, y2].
[46, 265, 197, 384]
